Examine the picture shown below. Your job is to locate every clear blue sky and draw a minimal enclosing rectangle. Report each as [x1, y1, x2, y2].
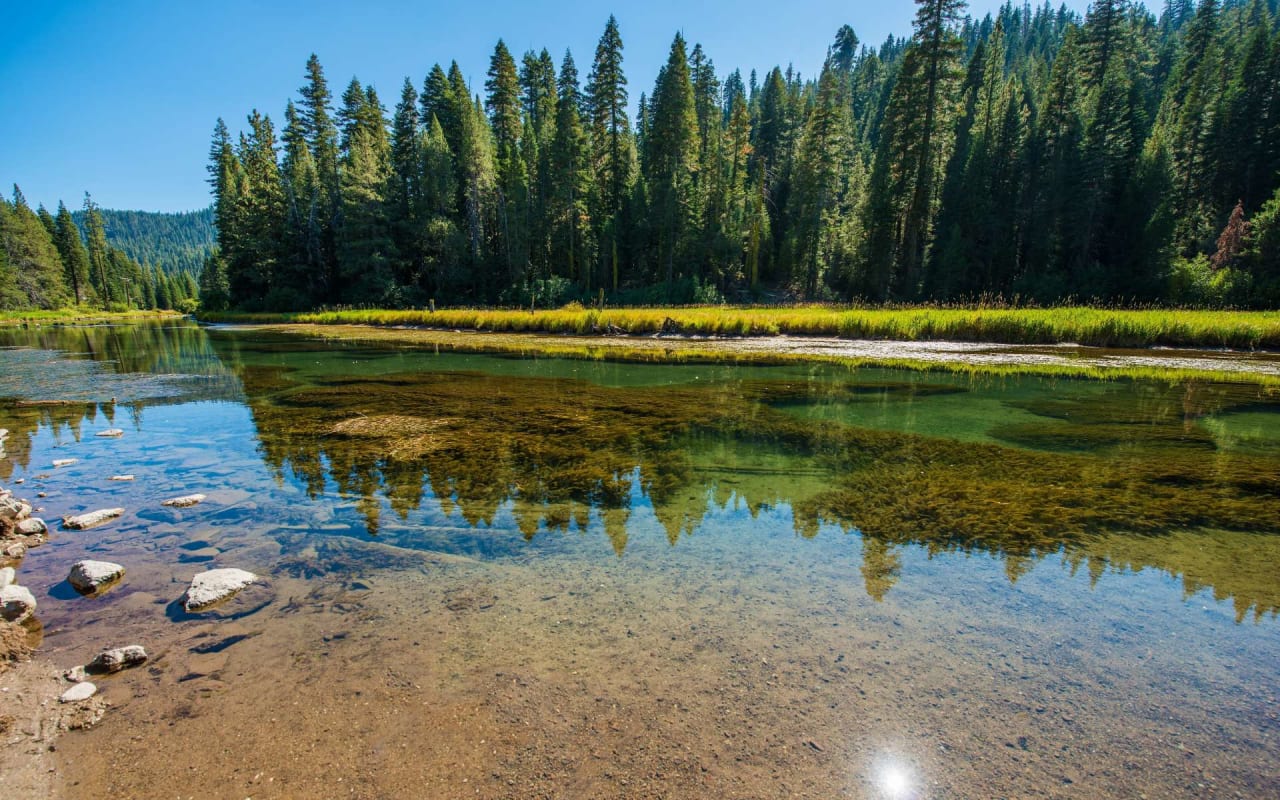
[1, 0, 1091, 213]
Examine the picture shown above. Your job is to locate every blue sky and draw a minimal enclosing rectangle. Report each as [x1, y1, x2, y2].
[1, 0, 1091, 213]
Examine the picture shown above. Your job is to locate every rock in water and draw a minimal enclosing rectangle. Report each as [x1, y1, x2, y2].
[52, 458, 77, 468]
[16, 518, 47, 536]
[161, 494, 206, 508]
[183, 568, 257, 611]
[87, 645, 148, 674]
[95, 429, 124, 437]
[62, 508, 125, 530]
[108, 475, 135, 482]
[0, 566, 14, 587]
[60, 682, 98, 703]
[68, 560, 126, 594]
[0, 584, 37, 622]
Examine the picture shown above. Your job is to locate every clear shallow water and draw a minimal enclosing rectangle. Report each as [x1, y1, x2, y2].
[1, 321, 1279, 799]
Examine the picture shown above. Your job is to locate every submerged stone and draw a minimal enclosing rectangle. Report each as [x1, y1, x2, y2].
[161, 493, 206, 508]
[87, 645, 148, 674]
[183, 568, 257, 611]
[62, 508, 125, 530]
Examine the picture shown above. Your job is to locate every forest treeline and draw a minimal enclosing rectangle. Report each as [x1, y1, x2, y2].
[204, 0, 1280, 310]
[0, 190, 200, 312]
[73, 207, 216, 276]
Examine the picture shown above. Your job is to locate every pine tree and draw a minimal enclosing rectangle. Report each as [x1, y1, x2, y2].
[390, 77, 423, 290]
[298, 56, 342, 301]
[586, 15, 636, 290]
[791, 63, 861, 298]
[549, 51, 595, 288]
[83, 193, 114, 304]
[0, 187, 70, 309]
[646, 33, 702, 287]
[53, 201, 92, 305]
[280, 100, 322, 304]
[227, 111, 285, 306]
[487, 40, 530, 289]
[338, 84, 398, 304]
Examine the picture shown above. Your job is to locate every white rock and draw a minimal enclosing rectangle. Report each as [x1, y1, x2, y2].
[16, 517, 47, 536]
[183, 568, 257, 611]
[68, 560, 126, 594]
[63, 665, 88, 683]
[0, 566, 13, 588]
[95, 429, 124, 437]
[1, 541, 26, 559]
[0, 584, 37, 623]
[161, 494, 206, 508]
[0, 428, 8, 441]
[108, 474, 135, 481]
[88, 645, 148, 673]
[59, 682, 97, 703]
[62, 508, 125, 530]
[52, 458, 77, 467]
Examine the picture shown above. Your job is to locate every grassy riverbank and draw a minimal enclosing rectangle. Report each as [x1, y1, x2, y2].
[200, 306, 1280, 350]
[0, 309, 182, 327]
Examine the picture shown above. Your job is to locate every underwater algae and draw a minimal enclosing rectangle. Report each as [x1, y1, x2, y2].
[234, 360, 1280, 619]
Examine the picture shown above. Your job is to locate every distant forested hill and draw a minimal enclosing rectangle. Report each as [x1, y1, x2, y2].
[73, 207, 215, 274]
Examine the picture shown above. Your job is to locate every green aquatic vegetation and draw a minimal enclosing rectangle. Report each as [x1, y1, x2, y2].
[212, 322, 1280, 387]
[224, 358, 1280, 616]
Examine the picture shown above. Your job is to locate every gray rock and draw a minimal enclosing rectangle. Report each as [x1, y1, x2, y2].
[1, 584, 37, 623]
[183, 568, 257, 611]
[16, 517, 47, 536]
[0, 566, 13, 587]
[62, 508, 125, 530]
[87, 645, 148, 674]
[68, 560, 126, 594]
[161, 493, 206, 508]
[95, 429, 124, 437]
[59, 682, 98, 703]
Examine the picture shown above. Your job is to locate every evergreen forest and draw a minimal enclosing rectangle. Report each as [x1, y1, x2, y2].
[175, 1, 1280, 309]
[72, 207, 216, 276]
[0, 190, 200, 313]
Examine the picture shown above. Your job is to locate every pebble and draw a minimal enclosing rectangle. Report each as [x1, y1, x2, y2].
[59, 682, 97, 703]
[95, 429, 125, 437]
[52, 458, 77, 468]
[108, 475, 135, 482]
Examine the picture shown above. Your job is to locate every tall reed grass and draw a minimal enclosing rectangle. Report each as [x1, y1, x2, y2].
[203, 305, 1280, 350]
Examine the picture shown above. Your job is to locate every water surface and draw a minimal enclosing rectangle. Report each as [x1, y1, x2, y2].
[1, 321, 1278, 799]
